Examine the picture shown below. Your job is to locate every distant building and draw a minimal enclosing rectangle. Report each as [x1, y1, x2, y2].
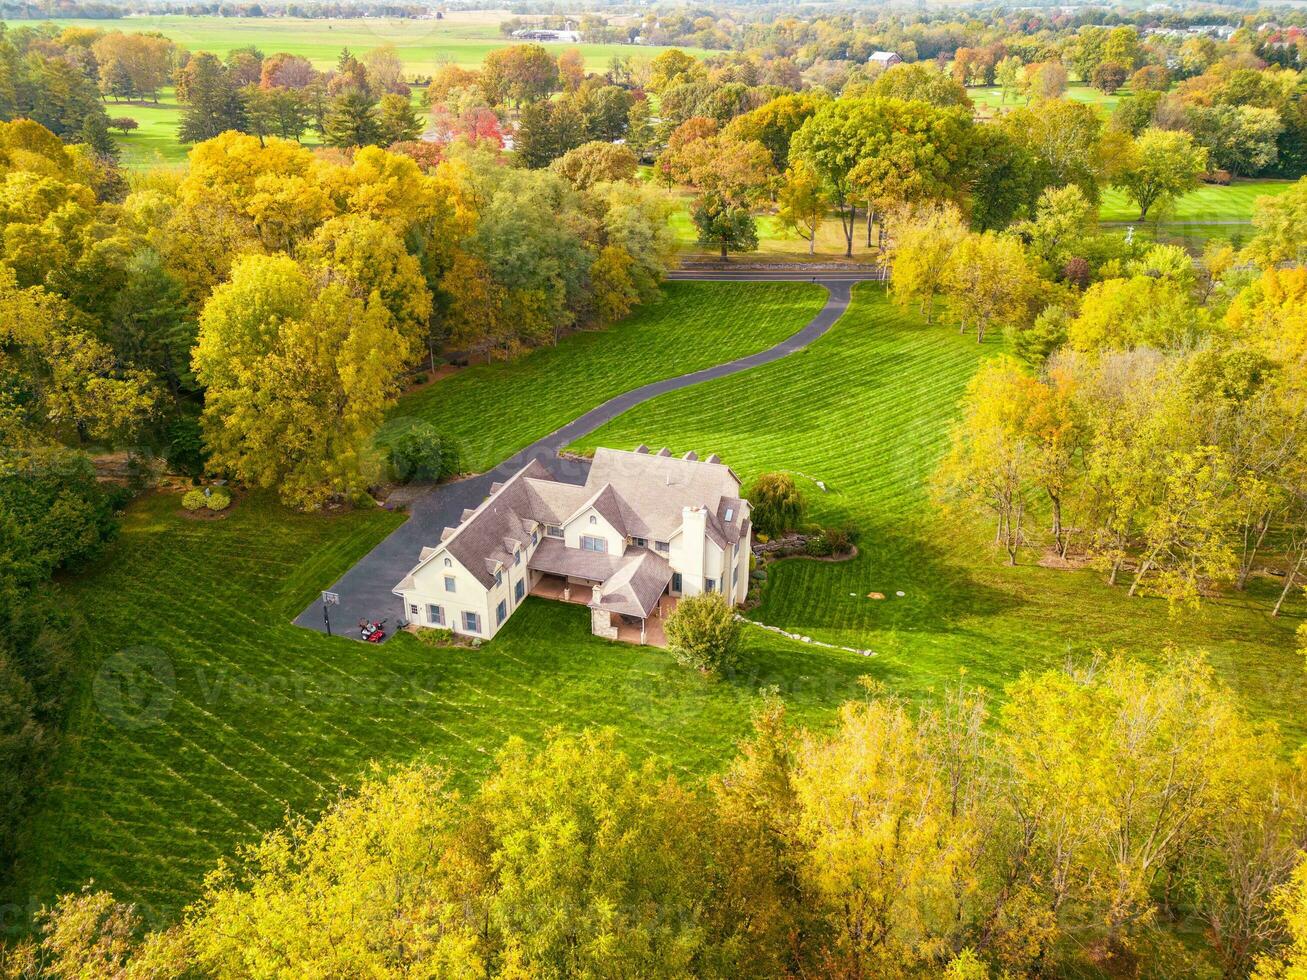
[869, 50, 903, 67]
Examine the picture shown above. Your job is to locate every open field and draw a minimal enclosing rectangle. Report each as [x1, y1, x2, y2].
[572, 284, 1307, 732]
[396, 280, 827, 471]
[1099, 177, 1295, 223]
[43, 12, 684, 73]
[968, 82, 1125, 117]
[10, 281, 1304, 929]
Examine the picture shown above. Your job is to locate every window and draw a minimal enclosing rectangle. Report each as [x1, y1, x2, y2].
[427, 604, 444, 625]
[444, 558, 451, 567]
[494, 570, 503, 587]
[547, 525, 564, 538]
[655, 540, 670, 553]
[706, 578, 717, 593]
[531, 530, 539, 545]
[724, 507, 734, 523]
[671, 572, 682, 593]
[631, 536, 648, 548]
[445, 575, 456, 593]
[496, 600, 507, 625]
[581, 535, 607, 553]
[589, 515, 597, 525]
[515, 578, 525, 602]
[732, 566, 739, 587]
[514, 550, 521, 566]
[462, 611, 480, 633]
[409, 603, 419, 617]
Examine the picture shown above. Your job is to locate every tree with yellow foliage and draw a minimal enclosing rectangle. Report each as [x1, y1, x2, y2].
[886, 202, 967, 324]
[192, 254, 405, 510]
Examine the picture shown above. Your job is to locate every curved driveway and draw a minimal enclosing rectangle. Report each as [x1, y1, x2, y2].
[293, 269, 880, 639]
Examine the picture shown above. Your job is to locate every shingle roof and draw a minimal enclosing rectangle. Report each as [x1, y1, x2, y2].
[596, 550, 673, 618]
[584, 447, 742, 541]
[397, 447, 746, 601]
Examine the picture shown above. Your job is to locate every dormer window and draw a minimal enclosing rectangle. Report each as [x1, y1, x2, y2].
[546, 525, 563, 538]
[724, 508, 734, 523]
[655, 540, 670, 553]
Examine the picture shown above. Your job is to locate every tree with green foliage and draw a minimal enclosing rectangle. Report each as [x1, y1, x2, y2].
[480, 43, 558, 107]
[692, 191, 757, 260]
[323, 86, 381, 148]
[1115, 127, 1207, 220]
[749, 471, 804, 536]
[177, 52, 244, 143]
[377, 92, 422, 145]
[664, 592, 741, 673]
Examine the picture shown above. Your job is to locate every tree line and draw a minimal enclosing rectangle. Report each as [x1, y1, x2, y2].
[4, 655, 1307, 978]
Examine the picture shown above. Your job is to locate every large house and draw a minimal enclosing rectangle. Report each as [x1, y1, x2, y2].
[393, 446, 752, 644]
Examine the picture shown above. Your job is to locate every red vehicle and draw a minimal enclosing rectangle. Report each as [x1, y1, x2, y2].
[359, 619, 386, 643]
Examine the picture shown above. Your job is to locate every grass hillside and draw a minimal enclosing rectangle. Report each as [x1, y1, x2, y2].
[395, 280, 827, 471]
[572, 284, 1307, 733]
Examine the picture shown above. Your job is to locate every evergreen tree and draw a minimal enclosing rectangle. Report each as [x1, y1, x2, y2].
[79, 111, 118, 162]
[323, 87, 381, 148]
[178, 52, 244, 144]
[376, 92, 422, 146]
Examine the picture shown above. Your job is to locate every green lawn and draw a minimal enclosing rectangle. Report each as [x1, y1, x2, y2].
[395, 281, 827, 471]
[1099, 178, 1296, 224]
[572, 284, 1307, 734]
[103, 89, 188, 168]
[14, 492, 871, 924]
[968, 82, 1125, 118]
[44, 13, 687, 73]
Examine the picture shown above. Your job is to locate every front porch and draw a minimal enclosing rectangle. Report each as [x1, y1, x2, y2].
[530, 573, 676, 647]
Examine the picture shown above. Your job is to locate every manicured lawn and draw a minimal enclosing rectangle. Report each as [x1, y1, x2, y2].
[13, 492, 870, 924]
[667, 196, 884, 263]
[102, 89, 188, 168]
[45, 13, 689, 73]
[394, 280, 827, 471]
[572, 284, 1307, 735]
[1099, 178, 1296, 224]
[968, 82, 1125, 118]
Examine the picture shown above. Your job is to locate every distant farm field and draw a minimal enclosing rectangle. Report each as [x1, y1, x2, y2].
[43, 12, 685, 72]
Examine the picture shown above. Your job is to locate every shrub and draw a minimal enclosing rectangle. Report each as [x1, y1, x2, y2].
[749, 472, 805, 536]
[205, 487, 232, 511]
[385, 424, 462, 484]
[182, 490, 206, 511]
[414, 627, 456, 647]
[824, 525, 853, 554]
[664, 593, 740, 674]
[805, 535, 833, 557]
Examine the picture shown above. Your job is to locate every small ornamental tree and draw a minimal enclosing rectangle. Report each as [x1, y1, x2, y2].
[749, 472, 805, 536]
[663, 593, 741, 673]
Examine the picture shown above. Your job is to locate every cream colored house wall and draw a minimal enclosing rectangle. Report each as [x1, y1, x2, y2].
[563, 506, 626, 557]
[403, 526, 542, 641]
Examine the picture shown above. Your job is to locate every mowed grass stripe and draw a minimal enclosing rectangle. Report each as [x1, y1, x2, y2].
[572, 284, 1307, 734]
[394, 281, 827, 471]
